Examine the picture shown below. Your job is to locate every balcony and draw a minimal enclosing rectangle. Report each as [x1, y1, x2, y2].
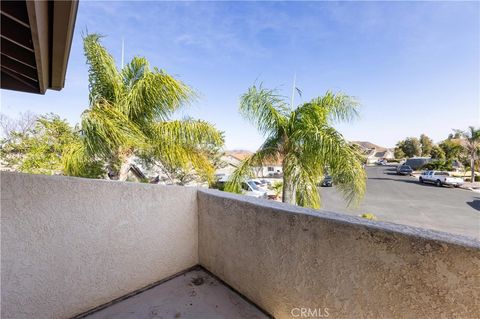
[80, 267, 269, 319]
[1, 172, 479, 319]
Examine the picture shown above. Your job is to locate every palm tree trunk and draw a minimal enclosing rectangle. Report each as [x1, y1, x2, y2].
[471, 157, 475, 183]
[118, 160, 131, 181]
[117, 149, 134, 181]
[282, 176, 296, 205]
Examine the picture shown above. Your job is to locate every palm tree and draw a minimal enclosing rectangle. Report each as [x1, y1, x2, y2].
[225, 84, 366, 208]
[64, 34, 223, 181]
[457, 126, 480, 182]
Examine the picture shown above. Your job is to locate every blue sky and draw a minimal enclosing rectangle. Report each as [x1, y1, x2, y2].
[1, 1, 479, 150]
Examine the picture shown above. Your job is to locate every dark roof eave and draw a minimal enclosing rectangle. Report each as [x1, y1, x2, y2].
[0, 0, 79, 94]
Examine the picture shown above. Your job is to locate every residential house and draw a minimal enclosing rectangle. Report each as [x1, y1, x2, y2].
[215, 150, 253, 177]
[216, 150, 283, 178]
[253, 156, 283, 178]
[352, 141, 395, 164]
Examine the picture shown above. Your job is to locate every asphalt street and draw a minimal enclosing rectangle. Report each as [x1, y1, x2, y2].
[319, 165, 480, 239]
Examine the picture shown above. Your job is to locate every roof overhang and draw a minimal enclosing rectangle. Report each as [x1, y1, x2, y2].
[1, 0, 78, 94]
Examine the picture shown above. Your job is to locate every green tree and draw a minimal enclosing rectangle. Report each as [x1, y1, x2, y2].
[394, 142, 406, 159]
[64, 34, 223, 181]
[439, 139, 463, 160]
[447, 131, 461, 140]
[419, 134, 433, 156]
[455, 126, 480, 182]
[430, 145, 446, 160]
[399, 137, 421, 158]
[1, 113, 103, 176]
[225, 84, 366, 208]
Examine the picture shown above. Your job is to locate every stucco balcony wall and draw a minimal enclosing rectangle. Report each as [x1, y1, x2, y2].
[1, 172, 198, 319]
[198, 189, 480, 319]
[1, 172, 479, 319]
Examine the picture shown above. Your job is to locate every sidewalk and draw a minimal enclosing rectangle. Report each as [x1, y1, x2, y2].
[459, 182, 480, 192]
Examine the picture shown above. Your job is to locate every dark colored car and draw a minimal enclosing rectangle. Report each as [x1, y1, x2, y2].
[320, 175, 333, 187]
[396, 165, 413, 175]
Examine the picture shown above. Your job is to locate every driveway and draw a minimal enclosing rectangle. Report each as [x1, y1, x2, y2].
[319, 165, 480, 239]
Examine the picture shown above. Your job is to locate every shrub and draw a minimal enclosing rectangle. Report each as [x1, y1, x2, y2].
[421, 160, 453, 171]
[211, 181, 226, 191]
[272, 181, 283, 197]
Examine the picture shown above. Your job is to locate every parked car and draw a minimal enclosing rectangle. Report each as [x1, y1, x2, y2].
[259, 179, 272, 187]
[215, 173, 226, 180]
[250, 179, 269, 192]
[396, 165, 413, 175]
[215, 176, 268, 198]
[242, 180, 268, 198]
[419, 171, 464, 187]
[320, 175, 333, 187]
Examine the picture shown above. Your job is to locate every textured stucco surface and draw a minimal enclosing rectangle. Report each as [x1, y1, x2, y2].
[198, 189, 480, 319]
[3, 172, 480, 319]
[1, 172, 198, 319]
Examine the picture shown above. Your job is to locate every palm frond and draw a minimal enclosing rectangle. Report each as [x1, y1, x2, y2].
[151, 119, 224, 147]
[147, 119, 223, 181]
[62, 141, 104, 178]
[308, 91, 359, 124]
[186, 150, 215, 182]
[81, 100, 146, 156]
[292, 124, 366, 206]
[225, 135, 281, 193]
[123, 63, 194, 123]
[239, 85, 289, 135]
[121, 56, 149, 89]
[295, 171, 321, 208]
[83, 34, 123, 104]
[281, 149, 323, 208]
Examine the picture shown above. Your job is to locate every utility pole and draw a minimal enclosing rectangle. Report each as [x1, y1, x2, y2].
[290, 72, 296, 110]
[121, 37, 125, 69]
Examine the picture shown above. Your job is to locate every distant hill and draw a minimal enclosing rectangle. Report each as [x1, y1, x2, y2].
[351, 141, 388, 152]
[226, 142, 392, 163]
[225, 150, 253, 161]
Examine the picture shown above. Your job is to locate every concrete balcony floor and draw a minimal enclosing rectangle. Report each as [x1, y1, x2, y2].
[80, 268, 270, 319]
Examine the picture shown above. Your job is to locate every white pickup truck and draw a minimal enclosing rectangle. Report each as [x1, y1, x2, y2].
[419, 171, 464, 187]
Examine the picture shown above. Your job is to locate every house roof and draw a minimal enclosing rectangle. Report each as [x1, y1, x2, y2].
[225, 150, 253, 161]
[262, 155, 283, 166]
[1, 0, 78, 94]
[225, 150, 283, 166]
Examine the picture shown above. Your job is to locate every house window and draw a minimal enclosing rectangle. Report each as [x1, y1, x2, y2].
[267, 167, 274, 172]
